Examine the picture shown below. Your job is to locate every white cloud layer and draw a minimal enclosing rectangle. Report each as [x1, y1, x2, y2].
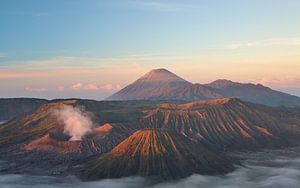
[70, 83, 121, 91]
[139, 1, 189, 12]
[225, 37, 300, 50]
[0, 52, 8, 58]
[0, 148, 300, 188]
[25, 87, 48, 92]
[248, 76, 300, 87]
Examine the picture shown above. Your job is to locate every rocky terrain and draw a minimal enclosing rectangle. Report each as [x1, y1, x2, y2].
[0, 97, 300, 179]
[141, 98, 300, 150]
[0, 100, 141, 175]
[0, 98, 48, 121]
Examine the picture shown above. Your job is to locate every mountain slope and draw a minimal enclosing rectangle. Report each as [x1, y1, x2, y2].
[107, 68, 220, 101]
[79, 129, 235, 181]
[107, 68, 300, 107]
[0, 100, 138, 154]
[0, 98, 48, 121]
[0, 99, 174, 176]
[141, 98, 300, 150]
[205, 79, 300, 107]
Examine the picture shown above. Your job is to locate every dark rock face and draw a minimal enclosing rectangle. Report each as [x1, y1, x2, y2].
[79, 129, 235, 181]
[0, 98, 48, 121]
[107, 69, 300, 107]
[49, 131, 71, 141]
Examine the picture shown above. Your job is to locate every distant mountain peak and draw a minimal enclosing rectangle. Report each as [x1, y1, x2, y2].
[137, 68, 189, 83]
[107, 69, 300, 107]
[106, 68, 194, 100]
[207, 79, 238, 89]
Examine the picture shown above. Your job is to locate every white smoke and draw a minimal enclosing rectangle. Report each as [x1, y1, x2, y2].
[55, 105, 93, 141]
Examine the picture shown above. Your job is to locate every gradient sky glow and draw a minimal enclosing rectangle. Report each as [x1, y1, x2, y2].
[1, 0, 300, 99]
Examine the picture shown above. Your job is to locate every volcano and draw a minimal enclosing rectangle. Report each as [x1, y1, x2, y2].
[107, 68, 300, 107]
[107, 68, 220, 101]
[1, 98, 300, 177]
[79, 129, 235, 181]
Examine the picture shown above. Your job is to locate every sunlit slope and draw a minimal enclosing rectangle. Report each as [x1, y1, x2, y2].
[80, 129, 235, 180]
[141, 98, 300, 150]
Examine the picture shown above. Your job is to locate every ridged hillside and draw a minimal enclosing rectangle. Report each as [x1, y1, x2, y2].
[141, 98, 300, 150]
[79, 129, 235, 181]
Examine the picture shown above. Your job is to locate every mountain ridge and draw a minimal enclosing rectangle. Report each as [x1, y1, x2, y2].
[141, 97, 300, 150]
[107, 68, 300, 107]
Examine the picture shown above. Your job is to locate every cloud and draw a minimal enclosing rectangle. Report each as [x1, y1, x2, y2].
[0, 148, 300, 188]
[140, 1, 187, 12]
[248, 76, 300, 87]
[25, 86, 48, 92]
[70, 83, 122, 91]
[130, 1, 196, 12]
[0, 52, 7, 58]
[1, 11, 49, 17]
[225, 37, 300, 50]
[71, 83, 99, 91]
[57, 86, 65, 91]
[0, 70, 90, 79]
[100, 83, 122, 91]
[0, 55, 153, 73]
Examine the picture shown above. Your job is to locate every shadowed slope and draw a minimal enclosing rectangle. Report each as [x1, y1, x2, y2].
[80, 129, 235, 181]
[205, 79, 300, 107]
[0, 98, 48, 121]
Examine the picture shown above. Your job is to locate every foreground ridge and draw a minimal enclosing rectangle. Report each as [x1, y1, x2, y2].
[79, 129, 235, 181]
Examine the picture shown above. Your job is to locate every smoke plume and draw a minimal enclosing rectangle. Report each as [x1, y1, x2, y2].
[55, 105, 93, 141]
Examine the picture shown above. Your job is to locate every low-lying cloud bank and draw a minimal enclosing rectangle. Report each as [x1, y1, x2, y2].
[1, 149, 300, 188]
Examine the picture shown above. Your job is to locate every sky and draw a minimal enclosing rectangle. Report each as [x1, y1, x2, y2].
[0, 0, 300, 100]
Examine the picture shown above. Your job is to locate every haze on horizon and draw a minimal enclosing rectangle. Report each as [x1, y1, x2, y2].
[0, 0, 300, 100]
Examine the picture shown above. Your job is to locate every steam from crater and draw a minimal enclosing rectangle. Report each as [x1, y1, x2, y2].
[55, 105, 93, 141]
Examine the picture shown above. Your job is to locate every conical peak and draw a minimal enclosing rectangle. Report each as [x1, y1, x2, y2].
[149, 68, 170, 73]
[138, 68, 189, 83]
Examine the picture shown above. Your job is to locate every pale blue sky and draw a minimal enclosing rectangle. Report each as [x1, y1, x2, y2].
[0, 0, 300, 99]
